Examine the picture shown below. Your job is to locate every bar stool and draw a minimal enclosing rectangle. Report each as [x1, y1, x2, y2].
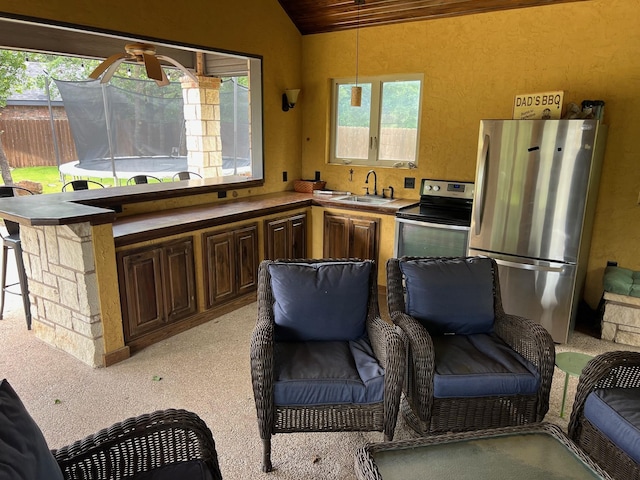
[0, 185, 33, 329]
[127, 175, 162, 185]
[61, 179, 105, 191]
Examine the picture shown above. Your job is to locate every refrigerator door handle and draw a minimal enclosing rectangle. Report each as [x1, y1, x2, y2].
[474, 134, 490, 236]
[494, 258, 566, 273]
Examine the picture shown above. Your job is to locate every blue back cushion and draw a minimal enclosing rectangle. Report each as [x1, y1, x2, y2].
[269, 261, 372, 341]
[0, 379, 64, 480]
[400, 257, 495, 335]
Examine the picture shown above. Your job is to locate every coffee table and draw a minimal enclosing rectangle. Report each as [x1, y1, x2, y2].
[555, 351, 594, 418]
[354, 423, 612, 480]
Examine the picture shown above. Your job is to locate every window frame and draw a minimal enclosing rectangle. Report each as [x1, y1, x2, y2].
[329, 73, 423, 168]
[0, 14, 265, 191]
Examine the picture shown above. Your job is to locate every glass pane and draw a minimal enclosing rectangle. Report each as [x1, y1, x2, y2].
[335, 83, 371, 160]
[379, 80, 420, 162]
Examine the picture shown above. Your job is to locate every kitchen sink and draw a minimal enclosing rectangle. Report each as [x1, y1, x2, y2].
[333, 195, 394, 204]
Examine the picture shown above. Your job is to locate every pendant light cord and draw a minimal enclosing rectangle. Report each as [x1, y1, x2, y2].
[355, 0, 361, 87]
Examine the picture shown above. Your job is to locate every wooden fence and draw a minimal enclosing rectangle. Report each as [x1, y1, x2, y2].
[336, 126, 417, 161]
[0, 118, 77, 168]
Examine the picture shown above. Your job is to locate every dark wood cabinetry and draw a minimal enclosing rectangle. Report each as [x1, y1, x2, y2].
[203, 223, 258, 308]
[323, 211, 378, 260]
[264, 213, 307, 260]
[117, 237, 197, 343]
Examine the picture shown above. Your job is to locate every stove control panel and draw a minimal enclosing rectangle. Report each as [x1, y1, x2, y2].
[420, 179, 474, 199]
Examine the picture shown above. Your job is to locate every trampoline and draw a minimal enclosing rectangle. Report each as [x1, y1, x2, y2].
[54, 76, 252, 183]
[59, 155, 250, 181]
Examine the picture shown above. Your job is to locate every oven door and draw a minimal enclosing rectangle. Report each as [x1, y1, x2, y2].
[394, 217, 470, 258]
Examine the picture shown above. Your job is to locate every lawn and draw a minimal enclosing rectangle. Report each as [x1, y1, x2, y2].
[5, 166, 119, 194]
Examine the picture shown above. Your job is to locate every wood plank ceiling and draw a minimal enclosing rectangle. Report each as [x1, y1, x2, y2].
[278, 0, 589, 35]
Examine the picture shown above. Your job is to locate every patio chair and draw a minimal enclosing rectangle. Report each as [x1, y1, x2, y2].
[173, 171, 203, 181]
[0, 185, 34, 329]
[386, 256, 555, 435]
[1, 378, 222, 479]
[568, 351, 640, 480]
[127, 175, 162, 185]
[61, 180, 105, 191]
[250, 258, 405, 472]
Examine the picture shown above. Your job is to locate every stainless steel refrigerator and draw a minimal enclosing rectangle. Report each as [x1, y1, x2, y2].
[468, 119, 608, 343]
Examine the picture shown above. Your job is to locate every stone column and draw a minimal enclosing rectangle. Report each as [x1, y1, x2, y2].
[21, 223, 105, 367]
[181, 76, 223, 178]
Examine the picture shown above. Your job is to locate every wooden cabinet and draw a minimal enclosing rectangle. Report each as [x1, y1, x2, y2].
[117, 237, 197, 343]
[264, 212, 307, 260]
[203, 223, 258, 308]
[323, 211, 378, 260]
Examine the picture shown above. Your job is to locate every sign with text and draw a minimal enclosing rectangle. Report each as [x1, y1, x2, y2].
[513, 91, 564, 120]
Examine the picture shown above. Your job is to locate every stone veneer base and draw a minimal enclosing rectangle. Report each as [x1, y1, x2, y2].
[601, 291, 640, 347]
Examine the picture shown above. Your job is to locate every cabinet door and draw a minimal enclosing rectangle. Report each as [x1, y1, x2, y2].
[235, 224, 258, 295]
[323, 213, 350, 258]
[264, 217, 289, 260]
[350, 217, 377, 260]
[118, 248, 165, 342]
[265, 213, 307, 260]
[203, 231, 236, 308]
[163, 238, 197, 322]
[290, 214, 307, 259]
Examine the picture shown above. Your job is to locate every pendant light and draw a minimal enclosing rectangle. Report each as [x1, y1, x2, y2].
[351, 0, 365, 107]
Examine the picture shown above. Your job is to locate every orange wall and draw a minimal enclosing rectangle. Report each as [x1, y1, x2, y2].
[1, 0, 638, 308]
[0, 0, 304, 197]
[301, 0, 640, 307]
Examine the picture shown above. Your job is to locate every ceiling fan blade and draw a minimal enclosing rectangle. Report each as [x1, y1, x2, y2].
[154, 68, 170, 87]
[89, 53, 128, 79]
[157, 55, 198, 83]
[101, 58, 126, 84]
[142, 53, 164, 81]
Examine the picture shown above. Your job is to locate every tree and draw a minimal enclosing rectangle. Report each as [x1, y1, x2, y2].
[0, 50, 29, 185]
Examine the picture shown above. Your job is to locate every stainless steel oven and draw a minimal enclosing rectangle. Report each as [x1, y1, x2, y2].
[395, 179, 474, 257]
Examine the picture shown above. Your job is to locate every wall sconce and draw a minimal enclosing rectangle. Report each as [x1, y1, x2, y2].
[282, 89, 301, 112]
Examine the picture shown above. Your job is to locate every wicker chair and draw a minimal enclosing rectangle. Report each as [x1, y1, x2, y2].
[568, 351, 640, 480]
[386, 256, 555, 435]
[53, 409, 222, 479]
[250, 259, 405, 472]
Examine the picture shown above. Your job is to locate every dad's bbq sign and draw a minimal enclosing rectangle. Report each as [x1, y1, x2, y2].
[513, 91, 564, 120]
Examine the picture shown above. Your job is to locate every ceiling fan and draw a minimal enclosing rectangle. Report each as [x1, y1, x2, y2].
[89, 42, 198, 86]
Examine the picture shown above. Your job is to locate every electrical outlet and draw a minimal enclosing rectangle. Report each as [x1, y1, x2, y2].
[218, 191, 227, 199]
[315, 171, 321, 181]
[282, 171, 288, 182]
[637, 191, 640, 205]
[404, 177, 416, 189]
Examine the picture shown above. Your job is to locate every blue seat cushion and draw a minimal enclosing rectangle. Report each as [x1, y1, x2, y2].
[0, 379, 64, 480]
[432, 334, 540, 398]
[400, 257, 495, 335]
[269, 261, 372, 341]
[584, 387, 640, 464]
[273, 338, 385, 405]
[133, 460, 214, 480]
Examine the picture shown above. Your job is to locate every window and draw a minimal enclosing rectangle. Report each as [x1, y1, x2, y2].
[0, 16, 264, 188]
[330, 74, 423, 167]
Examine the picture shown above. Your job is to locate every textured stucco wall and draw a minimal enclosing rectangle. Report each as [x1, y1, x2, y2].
[301, 0, 640, 308]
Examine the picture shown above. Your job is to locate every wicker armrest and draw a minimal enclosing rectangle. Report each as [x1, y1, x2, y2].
[494, 311, 555, 421]
[494, 311, 555, 370]
[568, 351, 640, 438]
[52, 409, 221, 480]
[389, 311, 435, 422]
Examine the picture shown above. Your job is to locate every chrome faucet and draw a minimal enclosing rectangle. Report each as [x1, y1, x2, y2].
[365, 170, 378, 196]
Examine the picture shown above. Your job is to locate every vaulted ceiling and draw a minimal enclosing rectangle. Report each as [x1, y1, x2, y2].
[278, 0, 589, 35]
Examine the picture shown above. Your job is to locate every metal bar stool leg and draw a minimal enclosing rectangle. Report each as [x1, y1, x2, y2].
[0, 243, 8, 320]
[13, 241, 31, 330]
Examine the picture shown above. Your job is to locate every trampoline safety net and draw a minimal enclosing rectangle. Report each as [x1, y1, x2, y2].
[55, 76, 251, 178]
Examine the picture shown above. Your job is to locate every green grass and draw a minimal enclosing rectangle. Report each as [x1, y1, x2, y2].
[5, 166, 122, 194]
